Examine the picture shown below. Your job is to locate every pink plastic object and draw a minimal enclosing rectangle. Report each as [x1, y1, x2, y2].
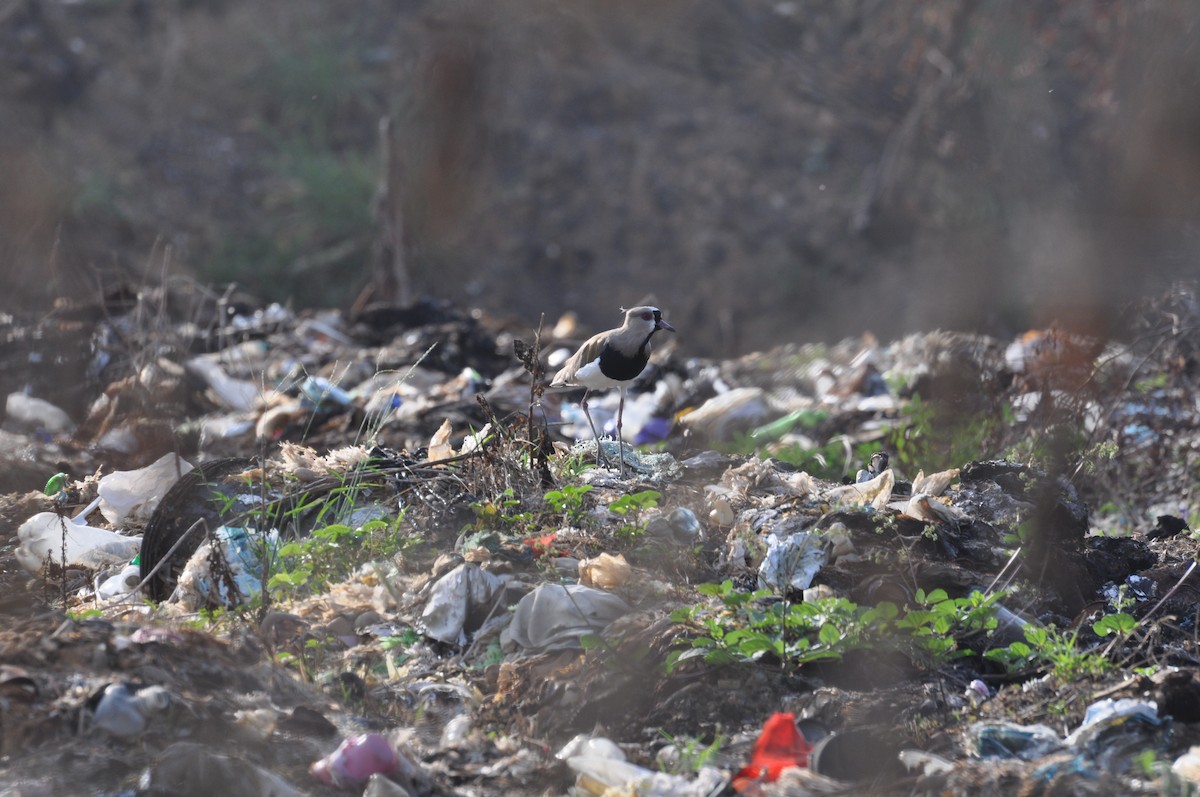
[310, 733, 399, 788]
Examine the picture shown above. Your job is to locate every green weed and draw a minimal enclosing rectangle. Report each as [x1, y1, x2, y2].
[658, 730, 727, 776]
[609, 489, 661, 541]
[543, 484, 594, 527]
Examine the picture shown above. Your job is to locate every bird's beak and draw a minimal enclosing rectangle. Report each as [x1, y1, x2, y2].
[657, 319, 676, 332]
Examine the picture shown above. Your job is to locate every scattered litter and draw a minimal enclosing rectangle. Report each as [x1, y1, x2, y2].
[1065, 698, 1166, 772]
[6, 392, 73, 433]
[1172, 747, 1200, 786]
[310, 733, 399, 789]
[822, 468, 894, 508]
[16, 511, 141, 574]
[502, 584, 630, 654]
[89, 683, 171, 737]
[680, 387, 772, 441]
[186, 355, 265, 412]
[578, 552, 632, 589]
[733, 712, 813, 791]
[643, 507, 704, 545]
[970, 698, 1166, 773]
[898, 492, 968, 524]
[910, 467, 959, 497]
[96, 561, 144, 601]
[98, 452, 193, 527]
[970, 720, 1063, 761]
[171, 526, 280, 610]
[899, 749, 955, 776]
[758, 532, 828, 593]
[419, 563, 506, 645]
[558, 734, 728, 797]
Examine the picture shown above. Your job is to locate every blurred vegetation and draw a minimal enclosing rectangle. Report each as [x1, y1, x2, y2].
[3, 1, 1200, 353]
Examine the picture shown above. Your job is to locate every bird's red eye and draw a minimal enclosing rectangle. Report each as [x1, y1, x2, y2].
[641, 312, 653, 321]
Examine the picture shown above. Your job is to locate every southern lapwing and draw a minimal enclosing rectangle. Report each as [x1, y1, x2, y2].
[550, 305, 675, 471]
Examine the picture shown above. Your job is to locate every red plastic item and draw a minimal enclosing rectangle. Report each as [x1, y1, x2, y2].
[732, 712, 813, 792]
[523, 532, 559, 556]
[310, 733, 399, 788]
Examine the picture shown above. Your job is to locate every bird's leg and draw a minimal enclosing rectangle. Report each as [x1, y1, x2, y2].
[616, 386, 626, 476]
[581, 390, 608, 467]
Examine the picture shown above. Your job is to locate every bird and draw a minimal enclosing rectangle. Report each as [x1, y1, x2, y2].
[854, 451, 889, 483]
[550, 305, 675, 471]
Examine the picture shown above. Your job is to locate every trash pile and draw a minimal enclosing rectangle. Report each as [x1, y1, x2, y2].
[3, 283, 1200, 795]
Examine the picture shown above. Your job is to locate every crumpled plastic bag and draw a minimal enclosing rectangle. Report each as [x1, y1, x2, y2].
[501, 584, 630, 654]
[573, 441, 683, 482]
[558, 734, 728, 797]
[910, 467, 959, 498]
[822, 468, 894, 508]
[6, 392, 73, 433]
[969, 720, 1064, 761]
[733, 712, 813, 791]
[419, 563, 505, 645]
[892, 492, 968, 524]
[16, 512, 141, 574]
[679, 387, 771, 441]
[185, 355, 264, 412]
[99, 452, 193, 527]
[758, 532, 828, 593]
[579, 553, 632, 589]
[91, 683, 171, 737]
[172, 526, 279, 610]
[310, 734, 398, 789]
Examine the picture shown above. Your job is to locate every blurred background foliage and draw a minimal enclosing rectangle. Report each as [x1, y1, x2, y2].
[1, 0, 1198, 355]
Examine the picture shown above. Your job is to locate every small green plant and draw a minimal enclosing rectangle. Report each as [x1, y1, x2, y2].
[895, 588, 1002, 665]
[984, 623, 1113, 681]
[1134, 372, 1169, 394]
[376, 628, 422, 671]
[609, 490, 661, 517]
[557, 453, 595, 480]
[268, 517, 407, 599]
[66, 608, 105, 621]
[543, 484, 594, 526]
[668, 582, 1010, 674]
[982, 638, 1036, 673]
[1093, 611, 1138, 636]
[467, 488, 534, 532]
[657, 730, 727, 775]
[668, 582, 870, 671]
[609, 489, 661, 540]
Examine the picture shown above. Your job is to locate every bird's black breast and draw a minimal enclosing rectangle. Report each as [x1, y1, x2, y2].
[598, 343, 649, 382]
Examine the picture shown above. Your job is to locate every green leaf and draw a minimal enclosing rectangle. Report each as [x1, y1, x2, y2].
[921, 588, 949, 605]
[697, 581, 733, 597]
[818, 623, 841, 646]
[277, 542, 306, 557]
[1009, 641, 1031, 657]
[733, 636, 777, 657]
[1093, 612, 1137, 637]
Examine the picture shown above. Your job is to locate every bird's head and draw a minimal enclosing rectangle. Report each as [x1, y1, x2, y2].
[623, 305, 676, 334]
